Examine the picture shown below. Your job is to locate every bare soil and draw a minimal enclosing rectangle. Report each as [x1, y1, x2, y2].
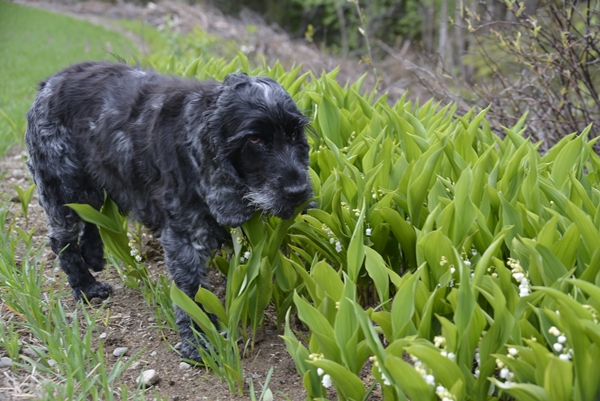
[0, 147, 317, 400]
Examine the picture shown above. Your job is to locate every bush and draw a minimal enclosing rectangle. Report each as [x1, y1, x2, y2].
[449, 0, 600, 152]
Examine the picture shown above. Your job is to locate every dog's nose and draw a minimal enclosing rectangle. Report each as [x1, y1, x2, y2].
[283, 183, 309, 199]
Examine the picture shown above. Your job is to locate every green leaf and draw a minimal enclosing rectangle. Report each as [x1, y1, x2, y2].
[377, 207, 417, 269]
[407, 147, 443, 227]
[551, 135, 582, 188]
[364, 247, 390, 306]
[313, 260, 343, 301]
[544, 357, 573, 401]
[293, 292, 341, 362]
[347, 201, 366, 282]
[385, 355, 432, 401]
[66, 203, 121, 232]
[194, 286, 228, 324]
[391, 268, 422, 339]
[309, 359, 366, 401]
[317, 94, 343, 147]
[170, 282, 223, 348]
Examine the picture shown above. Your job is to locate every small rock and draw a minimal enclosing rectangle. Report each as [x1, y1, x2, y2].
[0, 357, 12, 368]
[47, 358, 57, 367]
[150, 351, 157, 357]
[179, 362, 191, 370]
[22, 347, 39, 358]
[174, 342, 182, 350]
[128, 361, 141, 370]
[147, 317, 155, 322]
[137, 369, 159, 387]
[99, 332, 108, 339]
[45, 277, 56, 285]
[11, 169, 23, 178]
[113, 347, 128, 357]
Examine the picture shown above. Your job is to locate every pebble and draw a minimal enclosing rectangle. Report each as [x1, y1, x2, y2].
[179, 362, 191, 370]
[150, 351, 157, 357]
[0, 357, 12, 368]
[22, 347, 39, 358]
[174, 342, 182, 350]
[137, 369, 159, 387]
[113, 347, 129, 357]
[11, 169, 23, 178]
[99, 332, 108, 339]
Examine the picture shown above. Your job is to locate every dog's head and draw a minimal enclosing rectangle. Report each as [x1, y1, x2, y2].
[202, 73, 313, 226]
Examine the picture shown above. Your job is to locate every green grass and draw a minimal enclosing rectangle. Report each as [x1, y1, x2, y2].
[0, 2, 137, 156]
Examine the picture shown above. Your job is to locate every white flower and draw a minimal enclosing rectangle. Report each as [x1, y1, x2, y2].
[450, 267, 456, 274]
[548, 326, 561, 336]
[425, 374, 435, 386]
[474, 368, 480, 378]
[240, 257, 245, 263]
[329, 237, 335, 244]
[553, 343, 563, 352]
[447, 352, 456, 362]
[381, 372, 391, 386]
[558, 335, 567, 344]
[508, 348, 518, 356]
[519, 287, 530, 297]
[135, 255, 142, 262]
[321, 374, 332, 388]
[464, 260, 472, 267]
[244, 251, 251, 259]
[559, 353, 571, 361]
[365, 228, 372, 236]
[317, 368, 324, 376]
[500, 368, 510, 379]
[512, 272, 524, 281]
[130, 249, 138, 256]
[335, 241, 342, 253]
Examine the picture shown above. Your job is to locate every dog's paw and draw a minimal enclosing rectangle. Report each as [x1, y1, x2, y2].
[180, 340, 204, 363]
[72, 281, 113, 301]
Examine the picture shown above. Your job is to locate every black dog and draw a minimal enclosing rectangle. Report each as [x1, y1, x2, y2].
[25, 61, 312, 361]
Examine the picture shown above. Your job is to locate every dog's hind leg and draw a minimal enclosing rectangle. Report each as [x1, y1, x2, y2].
[80, 222, 107, 272]
[47, 223, 111, 300]
[26, 138, 112, 300]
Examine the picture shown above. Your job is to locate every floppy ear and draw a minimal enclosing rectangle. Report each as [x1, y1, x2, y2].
[198, 92, 256, 227]
[201, 156, 255, 227]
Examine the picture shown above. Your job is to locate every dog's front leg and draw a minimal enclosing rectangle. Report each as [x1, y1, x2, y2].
[161, 225, 217, 362]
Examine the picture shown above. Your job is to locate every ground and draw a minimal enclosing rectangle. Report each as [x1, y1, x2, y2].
[0, 2, 400, 398]
[0, 147, 316, 400]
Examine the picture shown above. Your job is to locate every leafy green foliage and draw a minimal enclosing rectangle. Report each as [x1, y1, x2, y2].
[167, 54, 600, 401]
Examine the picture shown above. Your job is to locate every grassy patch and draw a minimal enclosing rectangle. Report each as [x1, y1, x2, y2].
[0, 2, 137, 156]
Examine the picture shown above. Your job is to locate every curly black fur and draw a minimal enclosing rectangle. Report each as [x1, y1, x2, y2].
[25, 61, 312, 361]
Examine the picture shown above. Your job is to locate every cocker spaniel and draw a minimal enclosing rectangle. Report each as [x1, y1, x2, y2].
[25, 61, 313, 361]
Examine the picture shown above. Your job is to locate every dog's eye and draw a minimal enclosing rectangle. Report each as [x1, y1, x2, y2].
[248, 135, 261, 145]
